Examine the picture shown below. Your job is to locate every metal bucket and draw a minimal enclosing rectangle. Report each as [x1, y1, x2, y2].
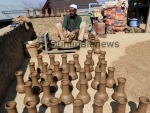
[24, 41, 38, 58]
[128, 18, 140, 27]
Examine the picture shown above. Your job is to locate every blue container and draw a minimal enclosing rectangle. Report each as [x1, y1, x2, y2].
[128, 18, 140, 27]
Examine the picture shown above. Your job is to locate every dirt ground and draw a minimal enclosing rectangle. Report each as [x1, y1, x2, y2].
[0, 33, 150, 113]
[112, 40, 150, 111]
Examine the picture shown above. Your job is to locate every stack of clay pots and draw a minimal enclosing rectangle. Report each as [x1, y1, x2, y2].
[26, 7, 68, 18]
[88, 33, 101, 54]
[4, 49, 150, 113]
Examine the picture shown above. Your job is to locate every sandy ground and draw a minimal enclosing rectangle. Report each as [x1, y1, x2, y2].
[1, 33, 150, 113]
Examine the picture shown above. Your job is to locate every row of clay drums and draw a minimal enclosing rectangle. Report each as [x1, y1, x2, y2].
[26, 7, 68, 18]
[5, 50, 150, 113]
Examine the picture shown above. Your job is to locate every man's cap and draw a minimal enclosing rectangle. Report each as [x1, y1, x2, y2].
[70, 4, 77, 10]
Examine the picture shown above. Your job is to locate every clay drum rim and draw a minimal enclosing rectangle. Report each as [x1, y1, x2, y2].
[5, 101, 17, 109]
[117, 97, 127, 104]
[79, 68, 85, 72]
[61, 79, 70, 85]
[54, 61, 60, 65]
[15, 70, 23, 75]
[73, 54, 79, 57]
[24, 81, 32, 86]
[25, 101, 36, 108]
[46, 70, 53, 75]
[41, 81, 50, 86]
[28, 62, 35, 66]
[73, 99, 83, 106]
[49, 97, 59, 105]
[108, 67, 115, 71]
[94, 99, 104, 106]
[139, 96, 150, 104]
[118, 77, 126, 83]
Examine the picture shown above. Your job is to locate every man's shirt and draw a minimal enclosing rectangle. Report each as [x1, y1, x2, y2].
[62, 15, 82, 32]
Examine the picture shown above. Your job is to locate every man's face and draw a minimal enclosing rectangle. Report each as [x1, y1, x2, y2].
[69, 8, 76, 16]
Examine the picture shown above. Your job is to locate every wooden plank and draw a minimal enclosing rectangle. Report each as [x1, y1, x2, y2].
[145, 4, 150, 32]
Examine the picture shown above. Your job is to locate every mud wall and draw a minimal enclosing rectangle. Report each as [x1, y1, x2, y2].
[0, 24, 32, 103]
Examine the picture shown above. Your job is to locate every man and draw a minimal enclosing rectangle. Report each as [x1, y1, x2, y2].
[56, 4, 86, 43]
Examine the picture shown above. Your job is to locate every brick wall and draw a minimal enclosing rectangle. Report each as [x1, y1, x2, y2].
[0, 24, 32, 104]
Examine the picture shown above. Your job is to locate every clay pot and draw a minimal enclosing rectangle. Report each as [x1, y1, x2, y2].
[25, 101, 37, 113]
[56, 8, 61, 17]
[52, 61, 62, 81]
[59, 79, 74, 105]
[5, 101, 18, 113]
[76, 79, 91, 104]
[76, 68, 88, 90]
[28, 62, 35, 80]
[87, 50, 94, 66]
[41, 81, 53, 106]
[26, 10, 30, 18]
[49, 97, 60, 113]
[100, 60, 107, 73]
[94, 40, 101, 54]
[45, 8, 49, 17]
[62, 70, 70, 80]
[133, 96, 150, 113]
[100, 51, 106, 59]
[94, 99, 104, 113]
[49, 55, 55, 71]
[28, 62, 40, 80]
[40, 9, 44, 18]
[29, 62, 35, 73]
[106, 67, 116, 88]
[84, 61, 92, 81]
[31, 72, 43, 94]
[60, 54, 69, 71]
[41, 62, 48, 81]
[94, 79, 108, 102]
[100, 60, 107, 79]
[116, 97, 127, 113]
[23, 81, 38, 105]
[61, 70, 73, 91]
[15, 70, 25, 94]
[33, 9, 37, 18]
[95, 55, 104, 71]
[37, 55, 43, 73]
[46, 70, 58, 93]
[86, 55, 93, 72]
[91, 69, 101, 90]
[73, 99, 83, 113]
[63, 7, 67, 16]
[73, 54, 81, 72]
[64, 37, 71, 43]
[112, 77, 127, 101]
[50, 9, 55, 17]
[68, 60, 78, 80]
[97, 55, 105, 67]
[90, 37, 96, 46]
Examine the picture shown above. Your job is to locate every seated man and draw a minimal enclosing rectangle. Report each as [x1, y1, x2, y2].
[56, 4, 86, 43]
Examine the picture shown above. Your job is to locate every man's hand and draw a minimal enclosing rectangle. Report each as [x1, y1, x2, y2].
[63, 32, 68, 38]
[68, 31, 75, 37]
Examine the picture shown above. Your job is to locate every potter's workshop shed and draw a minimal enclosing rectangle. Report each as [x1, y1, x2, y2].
[42, 0, 99, 13]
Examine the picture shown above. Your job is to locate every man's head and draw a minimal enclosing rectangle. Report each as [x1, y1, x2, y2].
[69, 4, 77, 17]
